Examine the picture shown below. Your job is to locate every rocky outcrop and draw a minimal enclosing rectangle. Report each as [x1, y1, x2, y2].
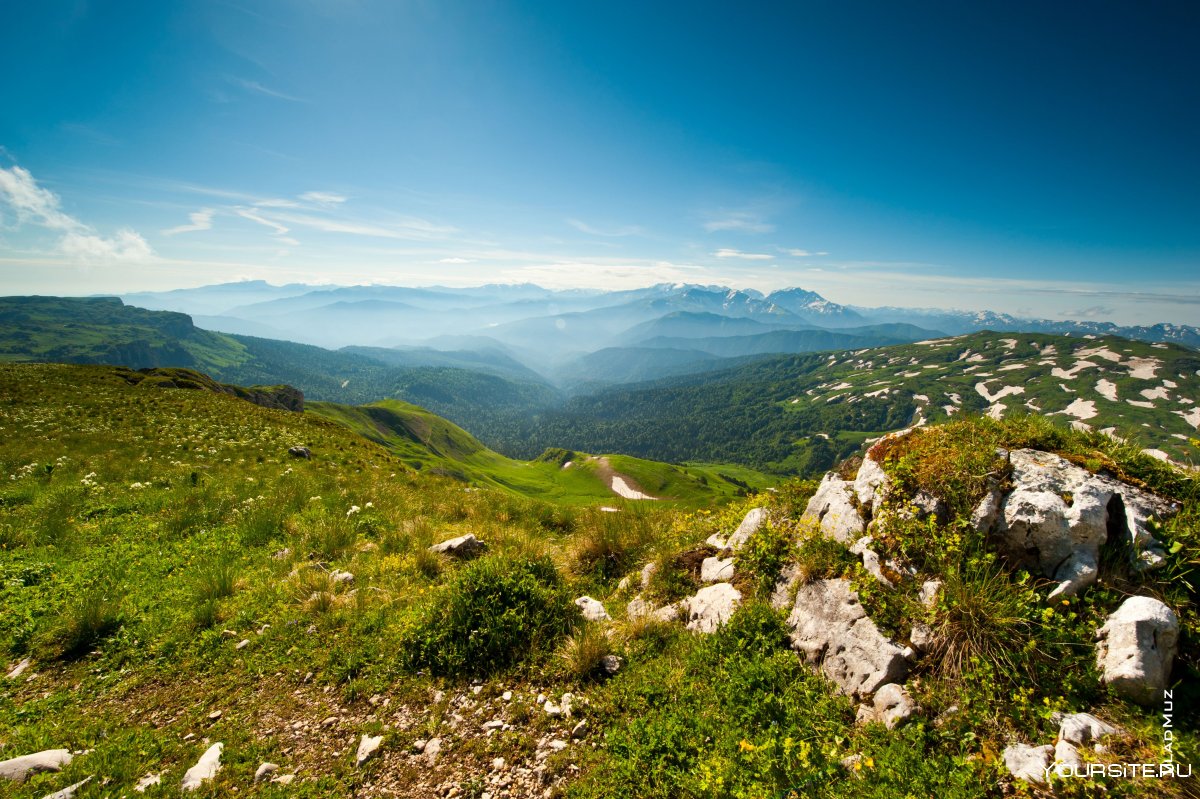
[288, 445, 311, 459]
[1095, 596, 1178, 704]
[429, 534, 487, 559]
[978, 449, 1176, 598]
[683, 583, 741, 633]
[1057, 712, 1119, 746]
[801, 474, 865, 543]
[785, 579, 908, 697]
[853, 457, 890, 518]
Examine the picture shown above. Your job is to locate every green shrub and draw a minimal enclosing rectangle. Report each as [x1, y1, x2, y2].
[559, 621, 613, 680]
[736, 519, 793, 596]
[399, 554, 574, 676]
[53, 578, 124, 658]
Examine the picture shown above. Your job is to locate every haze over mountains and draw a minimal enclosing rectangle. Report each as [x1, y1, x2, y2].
[120, 281, 1200, 386]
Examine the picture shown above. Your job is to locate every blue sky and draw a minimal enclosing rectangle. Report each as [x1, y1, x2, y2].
[1, 1, 1197, 324]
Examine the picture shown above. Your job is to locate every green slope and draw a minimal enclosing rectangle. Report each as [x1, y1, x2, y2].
[308, 398, 775, 506]
[509, 331, 1200, 473]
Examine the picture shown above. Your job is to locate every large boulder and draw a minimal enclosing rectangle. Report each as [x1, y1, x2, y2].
[683, 583, 742, 634]
[429, 534, 487, 559]
[1095, 596, 1178, 704]
[979, 449, 1176, 598]
[801, 474, 865, 544]
[785, 578, 908, 697]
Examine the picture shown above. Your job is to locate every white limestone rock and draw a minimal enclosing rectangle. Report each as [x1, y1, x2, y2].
[785, 578, 908, 697]
[574, 596, 611, 622]
[1002, 743, 1052, 783]
[727, 507, 768, 550]
[699, 556, 735, 583]
[801, 474, 865, 544]
[684, 583, 742, 634]
[1095, 596, 1179, 705]
[429, 534, 487, 559]
[0, 750, 73, 783]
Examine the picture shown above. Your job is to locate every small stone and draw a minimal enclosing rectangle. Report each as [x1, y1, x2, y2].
[424, 737, 442, 763]
[235, 639, 250, 650]
[571, 720, 588, 739]
[1095, 596, 1179, 704]
[6, 658, 31, 679]
[543, 700, 561, 717]
[560, 692, 575, 719]
[356, 734, 383, 766]
[330, 570, 355, 585]
[322, 716, 338, 727]
[271, 774, 295, 785]
[574, 596, 611, 622]
[1058, 713, 1119, 746]
[502, 691, 513, 701]
[483, 719, 505, 731]
[254, 763, 279, 783]
[548, 740, 568, 752]
[288, 445, 311, 459]
[429, 534, 487, 559]
[133, 772, 161, 792]
[181, 742, 223, 791]
[208, 710, 222, 721]
[492, 757, 506, 769]
[412, 739, 428, 754]
[599, 654, 624, 675]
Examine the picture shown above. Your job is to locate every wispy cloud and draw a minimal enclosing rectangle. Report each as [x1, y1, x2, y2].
[227, 76, 306, 103]
[704, 212, 774, 234]
[782, 248, 829, 257]
[268, 211, 455, 240]
[713, 248, 773, 260]
[566, 217, 644, 237]
[162, 208, 215, 236]
[300, 191, 347, 205]
[0, 164, 156, 263]
[236, 208, 290, 236]
[439, 257, 472, 264]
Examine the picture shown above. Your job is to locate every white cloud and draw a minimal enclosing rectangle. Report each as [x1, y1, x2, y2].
[162, 208, 215, 236]
[713, 248, 773, 260]
[0, 164, 157, 264]
[236, 208, 291, 236]
[254, 198, 301, 208]
[60, 229, 155, 263]
[300, 191, 347, 205]
[704, 213, 774, 234]
[439, 257, 472, 264]
[566, 217, 643, 237]
[782, 248, 828, 257]
[0, 166, 81, 230]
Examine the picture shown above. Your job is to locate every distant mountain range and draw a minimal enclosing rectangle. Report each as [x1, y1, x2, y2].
[1, 291, 1196, 476]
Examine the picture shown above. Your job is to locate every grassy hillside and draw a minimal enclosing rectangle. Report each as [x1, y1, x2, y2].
[0, 297, 562, 452]
[1, 363, 1195, 797]
[308, 398, 774, 506]
[507, 331, 1200, 473]
[0, 296, 250, 370]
